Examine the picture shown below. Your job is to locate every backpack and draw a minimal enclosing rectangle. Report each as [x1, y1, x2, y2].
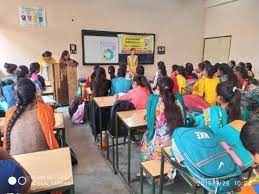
[217, 121, 254, 170]
[171, 126, 242, 193]
[183, 94, 210, 113]
[108, 100, 135, 137]
[1, 79, 16, 109]
[72, 102, 85, 124]
[68, 96, 83, 118]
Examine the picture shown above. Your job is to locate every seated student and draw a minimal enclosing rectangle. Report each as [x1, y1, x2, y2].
[140, 77, 185, 161]
[2, 78, 59, 155]
[108, 65, 116, 80]
[59, 50, 78, 66]
[239, 121, 259, 194]
[171, 64, 179, 93]
[176, 66, 187, 95]
[110, 68, 132, 95]
[229, 60, 236, 69]
[246, 62, 255, 78]
[85, 64, 99, 89]
[218, 63, 239, 85]
[30, 62, 45, 91]
[136, 65, 145, 76]
[192, 62, 206, 96]
[2, 63, 17, 82]
[0, 148, 32, 193]
[203, 64, 220, 105]
[152, 61, 167, 90]
[191, 81, 249, 130]
[38, 51, 57, 81]
[234, 65, 249, 91]
[92, 67, 111, 97]
[118, 75, 152, 109]
[185, 63, 197, 80]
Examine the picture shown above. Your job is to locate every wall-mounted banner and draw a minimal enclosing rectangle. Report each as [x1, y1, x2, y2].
[19, 6, 46, 27]
[118, 34, 154, 54]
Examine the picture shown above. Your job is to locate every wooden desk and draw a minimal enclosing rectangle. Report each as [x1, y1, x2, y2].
[45, 80, 52, 87]
[42, 86, 54, 96]
[93, 96, 116, 107]
[115, 109, 147, 188]
[92, 96, 116, 149]
[13, 148, 74, 194]
[117, 109, 146, 128]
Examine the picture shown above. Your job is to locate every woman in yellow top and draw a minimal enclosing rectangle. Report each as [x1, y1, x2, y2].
[203, 64, 220, 105]
[192, 62, 206, 96]
[176, 66, 187, 95]
[127, 48, 138, 75]
[38, 51, 57, 81]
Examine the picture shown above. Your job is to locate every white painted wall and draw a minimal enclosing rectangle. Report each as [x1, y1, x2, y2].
[204, 0, 259, 74]
[0, 0, 205, 80]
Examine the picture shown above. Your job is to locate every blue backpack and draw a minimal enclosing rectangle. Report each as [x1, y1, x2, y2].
[171, 127, 242, 193]
[2, 85, 16, 109]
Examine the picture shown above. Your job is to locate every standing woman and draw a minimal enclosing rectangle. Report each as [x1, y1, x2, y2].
[127, 48, 138, 75]
[59, 50, 78, 66]
[38, 51, 57, 81]
[141, 77, 185, 161]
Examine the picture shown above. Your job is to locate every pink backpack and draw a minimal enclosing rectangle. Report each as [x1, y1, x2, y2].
[183, 94, 210, 112]
[72, 102, 85, 124]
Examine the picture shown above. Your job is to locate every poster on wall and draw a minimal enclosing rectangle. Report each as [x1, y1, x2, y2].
[18, 6, 46, 27]
[118, 34, 154, 54]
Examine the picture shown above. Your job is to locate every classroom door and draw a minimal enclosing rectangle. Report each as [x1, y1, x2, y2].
[203, 36, 231, 64]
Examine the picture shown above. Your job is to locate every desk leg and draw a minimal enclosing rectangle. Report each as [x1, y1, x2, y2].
[92, 101, 97, 141]
[99, 106, 102, 150]
[140, 165, 144, 194]
[159, 149, 165, 194]
[70, 185, 75, 194]
[128, 127, 131, 184]
[115, 114, 119, 170]
[62, 128, 66, 143]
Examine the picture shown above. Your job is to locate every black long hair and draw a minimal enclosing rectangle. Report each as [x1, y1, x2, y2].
[29, 62, 40, 76]
[158, 77, 183, 131]
[185, 63, 194, 75]
[6, 79, 36, 152]
[93, 67, 107, 97]
[216, 81, 241, 122]
[240, 121, 259, 155]
[136, 65, 145, 76]
[157, 61, 167, 77]
[16, 65, 29, 80]
[108, 65, 116, 80]
[177, 66, 186, 77]
[235, 65, 249, 80]
[133, 75, 152, 94]
[205, 64, 216, 78]
[219, 63, 238, 86]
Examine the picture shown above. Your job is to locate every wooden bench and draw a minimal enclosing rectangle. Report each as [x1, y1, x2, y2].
[140, 159, 171, 194]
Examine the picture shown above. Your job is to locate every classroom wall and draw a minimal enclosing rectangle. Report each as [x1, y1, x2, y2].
[204, 0, 259, 74]
[0, 0, 205, 80]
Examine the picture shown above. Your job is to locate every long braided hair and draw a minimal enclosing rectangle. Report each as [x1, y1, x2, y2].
[6, 78, 36, 153]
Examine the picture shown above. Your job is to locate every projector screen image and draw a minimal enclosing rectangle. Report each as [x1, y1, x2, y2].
[83, 35, 119, 64]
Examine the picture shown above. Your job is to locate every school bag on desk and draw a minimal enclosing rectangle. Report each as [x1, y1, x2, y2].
[171, 126, 243, 193]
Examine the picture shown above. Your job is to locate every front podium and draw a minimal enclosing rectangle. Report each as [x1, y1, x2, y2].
[50, 62, 77, 105]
